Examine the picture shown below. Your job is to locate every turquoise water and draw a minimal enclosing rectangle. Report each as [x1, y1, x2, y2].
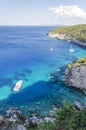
[0, 26, 86, 116]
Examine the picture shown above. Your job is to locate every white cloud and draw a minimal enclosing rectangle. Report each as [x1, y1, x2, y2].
[48, 5, 86, 20]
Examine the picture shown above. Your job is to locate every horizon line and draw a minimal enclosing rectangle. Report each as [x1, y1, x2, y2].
[0, 24, 63, 26]
[0, 23, 84, 26]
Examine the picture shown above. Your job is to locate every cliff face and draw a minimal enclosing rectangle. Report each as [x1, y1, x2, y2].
[48, 24, 86, 46]
[65, 66, 86, 95]
[48, 32, 86, 46]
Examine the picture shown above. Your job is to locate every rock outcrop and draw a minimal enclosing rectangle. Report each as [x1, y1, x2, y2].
[74, 101, 83, 110]
[0, 106, 57, 130]
[65, 65, 86, 95]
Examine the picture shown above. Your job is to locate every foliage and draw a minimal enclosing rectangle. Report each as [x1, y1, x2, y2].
[28, 101, 86, 130]
[7, 121, 13, 128]
[54, 102, 86, 130]
[28, 123, 55, 130]
[50, 24, 86, 42]
[67, 57, 86, 69]
[38, 123, 55, 130]
[17, 113, 26, 123]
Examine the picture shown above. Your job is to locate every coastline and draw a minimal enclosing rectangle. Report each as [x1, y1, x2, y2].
[0, 101, 83, 130]
[48, 32, 86, 46]
[0, 26, 86, 129]
[48, 31, 86, 95]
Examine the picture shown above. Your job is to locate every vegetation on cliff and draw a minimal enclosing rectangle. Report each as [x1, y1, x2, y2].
[67, 57, 86, 69]
[28, 102, 86, 130]
[50, 24, 86, 42]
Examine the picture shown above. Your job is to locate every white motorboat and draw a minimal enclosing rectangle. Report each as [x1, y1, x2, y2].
[13, 80, 23, 91]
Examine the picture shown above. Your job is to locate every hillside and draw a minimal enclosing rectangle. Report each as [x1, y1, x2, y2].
[49, 24, 86, 45]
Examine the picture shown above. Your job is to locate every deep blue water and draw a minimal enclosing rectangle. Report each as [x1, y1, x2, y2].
[0, 26, 86, 116]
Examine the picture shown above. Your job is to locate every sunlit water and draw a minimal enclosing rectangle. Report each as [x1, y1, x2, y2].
[0, 26, 86, 116]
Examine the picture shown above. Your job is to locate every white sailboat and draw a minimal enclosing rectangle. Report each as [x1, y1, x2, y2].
[50, 47, 53, 51]
[69, 44, 75, 53]
[50, 42, 53, 52]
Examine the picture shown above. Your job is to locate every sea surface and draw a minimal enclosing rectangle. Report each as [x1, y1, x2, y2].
[0, 26, 86, 116]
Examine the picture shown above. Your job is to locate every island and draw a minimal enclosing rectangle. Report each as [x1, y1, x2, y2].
[48, 24, 86, 46]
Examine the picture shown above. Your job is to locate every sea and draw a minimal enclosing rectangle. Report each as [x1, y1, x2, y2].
[0, 26, 86, 116]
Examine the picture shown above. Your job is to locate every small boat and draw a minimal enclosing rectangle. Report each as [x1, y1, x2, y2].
[69, 45, 75, 52]
[50, 47, 53, 51]
[13, 80, 23, 91]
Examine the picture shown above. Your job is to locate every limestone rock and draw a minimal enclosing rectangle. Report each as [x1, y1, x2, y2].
[29, 115, 38, 126]
[17, 125, 27, 130]
[48, 110, 55, 117]
[74, 101, 83, 110]
[65, 66, 86, 95]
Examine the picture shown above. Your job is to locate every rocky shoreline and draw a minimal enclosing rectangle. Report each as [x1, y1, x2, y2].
[48, 31, 86, 95]
[0, 101, 82, 130]
[48, 32, 86, 46]
[0, 106, 57, 130]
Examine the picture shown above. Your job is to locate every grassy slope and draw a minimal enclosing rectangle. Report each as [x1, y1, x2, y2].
[50, 24, 86, 42]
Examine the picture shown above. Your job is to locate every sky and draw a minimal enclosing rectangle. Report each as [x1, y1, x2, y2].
[0, 0, 86, 25]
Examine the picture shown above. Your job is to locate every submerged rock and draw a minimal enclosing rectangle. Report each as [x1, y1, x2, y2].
[49, 70, 65, 84]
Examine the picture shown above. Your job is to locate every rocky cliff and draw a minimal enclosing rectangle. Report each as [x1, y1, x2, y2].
[65, 64, 86, 95]
[48, 32, 86, 46]
[48, 24, 86, 46]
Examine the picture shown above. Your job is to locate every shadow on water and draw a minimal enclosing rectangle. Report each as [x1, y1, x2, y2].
[0, 78, 85, 116]
[0, 80, 51, 115]
[6, 80, 50, 102]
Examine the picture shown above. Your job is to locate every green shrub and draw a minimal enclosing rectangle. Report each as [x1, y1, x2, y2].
[54, 101, 86, 130]
[38, 123, 55, 130]
[67, 57, 86, 69]
[7, 121, 13, 128]
[27, 101, 86, 130]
